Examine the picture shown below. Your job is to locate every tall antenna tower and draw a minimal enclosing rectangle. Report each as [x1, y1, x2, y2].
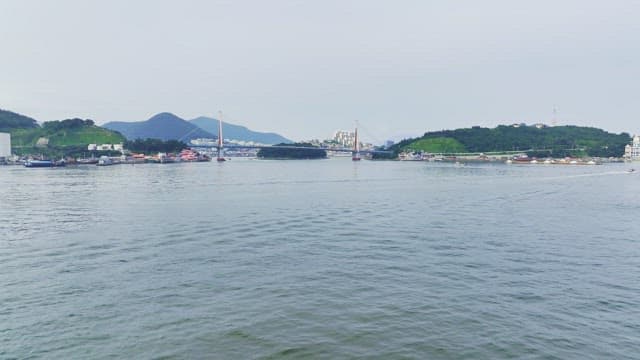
[552, 105, 558, 126]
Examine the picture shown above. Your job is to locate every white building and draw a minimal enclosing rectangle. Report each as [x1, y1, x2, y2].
[190, 138, 216, 146]
[0, 132, 11, 158]
[88, 143, 124, 151]
[624, 135, 640, 161]
[333, 130, 356, 147]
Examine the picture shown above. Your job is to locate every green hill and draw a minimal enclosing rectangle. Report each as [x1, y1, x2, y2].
[1, 109, 125, 149]
[8, 117, 126, 157]
[42, 119, 125, 146]
[404, 137, 466, 153]
[11, 118, 125, 147]
[391, 125, 630, 158]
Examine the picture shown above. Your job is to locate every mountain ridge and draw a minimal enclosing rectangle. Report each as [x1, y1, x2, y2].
[103, 112, 215, 142]
[190, 116, 292, 144]
[103, 112, 292, 144]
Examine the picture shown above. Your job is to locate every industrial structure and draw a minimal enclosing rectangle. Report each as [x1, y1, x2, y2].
[0, 132, 11, 160]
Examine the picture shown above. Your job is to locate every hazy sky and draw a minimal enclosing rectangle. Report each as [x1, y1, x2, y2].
[1, 0, 639, 142]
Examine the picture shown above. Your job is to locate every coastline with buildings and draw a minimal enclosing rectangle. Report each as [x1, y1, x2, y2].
[2, 131, 639, 167]
[2, 115, 639, 167]
[624, 135, 640, 161]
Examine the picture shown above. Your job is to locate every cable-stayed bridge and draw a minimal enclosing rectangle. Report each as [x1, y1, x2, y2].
[188, 143, 390, 155]
[191, 111, 390, 161]
[188, 113, 391, 160]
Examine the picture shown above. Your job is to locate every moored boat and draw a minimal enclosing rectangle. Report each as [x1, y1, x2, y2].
[77, 157, 99, 165]
[158, 152, 177, 164]
[24, 159, 55, 168]
[97, 156, 114, 166]
[24, 159, 65, 167]
[179, 149, 211, 162]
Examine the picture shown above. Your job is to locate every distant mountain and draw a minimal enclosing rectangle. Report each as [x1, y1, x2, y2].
[0, 108, 39, 132]
[190, 117, 292, 144]
[103, 112, 215, 141]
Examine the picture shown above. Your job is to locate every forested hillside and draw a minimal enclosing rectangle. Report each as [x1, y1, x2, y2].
[0, 109, 39, 131]
[393, 125, 630, 158]
[257, 143, 327, 159]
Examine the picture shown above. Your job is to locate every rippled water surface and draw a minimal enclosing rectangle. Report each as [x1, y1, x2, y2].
[1, 160, 639, 359]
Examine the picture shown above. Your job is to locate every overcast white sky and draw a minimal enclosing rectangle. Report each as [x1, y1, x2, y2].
[1, 0, 639, 142]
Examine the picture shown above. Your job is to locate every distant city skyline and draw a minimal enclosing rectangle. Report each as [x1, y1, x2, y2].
[1, 0, 639, 142]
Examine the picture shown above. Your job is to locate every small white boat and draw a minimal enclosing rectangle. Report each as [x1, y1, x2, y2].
[97, 156, 114, 166]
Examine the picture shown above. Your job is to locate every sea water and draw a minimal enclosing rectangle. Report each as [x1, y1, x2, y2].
[1, 160, 639, 359]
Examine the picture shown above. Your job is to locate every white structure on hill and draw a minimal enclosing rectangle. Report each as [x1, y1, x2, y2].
[0, 132, 11, 158]
[88, 143, 123, 151]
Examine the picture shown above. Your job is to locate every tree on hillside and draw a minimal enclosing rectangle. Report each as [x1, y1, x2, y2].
[42, 118, 95, 131]
[257, 143, 327, 159]
[124, 138, 187, 154]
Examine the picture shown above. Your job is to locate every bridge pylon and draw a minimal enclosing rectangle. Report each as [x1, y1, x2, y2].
[216, 111, 226, 162]
[352, 124, 361, 161]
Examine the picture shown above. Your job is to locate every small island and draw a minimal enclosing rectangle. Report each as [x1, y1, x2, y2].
[257, 143, 327, 160]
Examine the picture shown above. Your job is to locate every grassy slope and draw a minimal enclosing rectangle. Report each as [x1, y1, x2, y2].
[404, 137, 466, 153]
[11, 126, 125, 147]
[47, 126, 125, 145]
